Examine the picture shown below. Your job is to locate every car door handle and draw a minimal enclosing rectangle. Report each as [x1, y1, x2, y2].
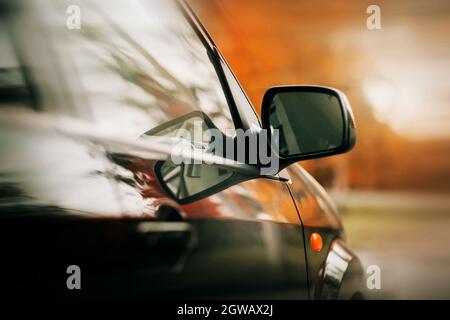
[137, 222, 197, 249]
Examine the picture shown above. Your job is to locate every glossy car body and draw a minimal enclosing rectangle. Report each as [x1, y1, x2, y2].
[0, 0, 364, 299]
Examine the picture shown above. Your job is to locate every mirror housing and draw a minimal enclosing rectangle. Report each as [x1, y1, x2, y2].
[261, 85, 356, 169]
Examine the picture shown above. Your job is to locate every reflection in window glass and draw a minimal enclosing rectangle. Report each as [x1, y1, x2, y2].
[50, 0, 235, 138]
[0, 23, 31, 108]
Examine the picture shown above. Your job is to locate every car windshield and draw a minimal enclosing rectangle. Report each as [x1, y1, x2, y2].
[39, 0, 235, 138]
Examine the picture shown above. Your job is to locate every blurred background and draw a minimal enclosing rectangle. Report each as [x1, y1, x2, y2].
[190, 0, 450, 299]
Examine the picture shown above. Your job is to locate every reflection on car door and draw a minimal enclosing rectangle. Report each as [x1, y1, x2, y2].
[112, 154, 309, 298]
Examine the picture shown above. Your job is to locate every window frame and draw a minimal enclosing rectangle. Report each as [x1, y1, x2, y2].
[178, 0, 262, 132]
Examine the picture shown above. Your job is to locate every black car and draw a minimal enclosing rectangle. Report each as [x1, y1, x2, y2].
[0, 0, 364, 299]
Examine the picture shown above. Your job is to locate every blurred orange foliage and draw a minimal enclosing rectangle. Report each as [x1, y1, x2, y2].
[190, 0, 450, 191]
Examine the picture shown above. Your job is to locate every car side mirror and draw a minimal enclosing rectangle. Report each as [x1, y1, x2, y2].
[261, 86, 356, 169]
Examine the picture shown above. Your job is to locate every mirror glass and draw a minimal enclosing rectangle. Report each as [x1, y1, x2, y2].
[268, 91, 344, 157]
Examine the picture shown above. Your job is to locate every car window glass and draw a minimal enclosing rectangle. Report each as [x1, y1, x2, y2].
[0, 23, 32, 108]
[49, 0, 235, 138]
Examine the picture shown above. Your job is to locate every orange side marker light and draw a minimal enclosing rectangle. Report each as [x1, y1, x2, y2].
[310, 232, 323, 253]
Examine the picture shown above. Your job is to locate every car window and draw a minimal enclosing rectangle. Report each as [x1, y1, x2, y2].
[0, 22, 32, 109]
[48, 0, 235, 138]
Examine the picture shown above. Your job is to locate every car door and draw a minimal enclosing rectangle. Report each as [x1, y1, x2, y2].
[113, 159, 309, 298]
[30, 0, 309, 298]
